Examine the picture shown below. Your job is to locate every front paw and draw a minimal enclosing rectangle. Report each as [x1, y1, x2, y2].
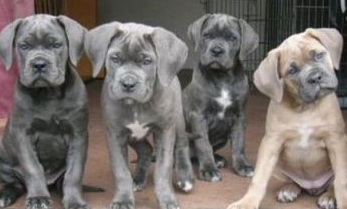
[63, 195, 90, 209]
[133, 176, 147, 192]
[232, 161, 254, 178]
[175, 164, 195, 193]
[226, 198, 258, 209]
[26, 197, 53, 209]
[317, 191, 336, 209]
[199, 166, 222, 182]
[276, 183, 301, 203]
[158, 195, 180, 209]
[109, 201, 134, 209]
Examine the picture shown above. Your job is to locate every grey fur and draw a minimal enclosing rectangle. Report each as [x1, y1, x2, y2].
[0, 14, 89, 209]
[84, 22, 194, 209]
[184, 14, 258, 181]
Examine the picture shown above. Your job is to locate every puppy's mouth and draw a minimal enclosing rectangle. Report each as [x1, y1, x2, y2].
[207, 61, 225, 70]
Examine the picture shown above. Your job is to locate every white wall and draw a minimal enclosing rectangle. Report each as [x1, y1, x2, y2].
[97, 0, 205, 68]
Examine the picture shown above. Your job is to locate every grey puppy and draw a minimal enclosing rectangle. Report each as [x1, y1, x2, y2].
[84, 22, 194, 209]
[183, 14, 259, 181]
[0, 15, 89, 209]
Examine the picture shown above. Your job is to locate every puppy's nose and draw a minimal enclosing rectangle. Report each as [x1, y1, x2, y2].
[120, 76, 138, 92]
[32, 59, 48, 73]
[307, 72, 323, 84]
[211, 46, 225, 57]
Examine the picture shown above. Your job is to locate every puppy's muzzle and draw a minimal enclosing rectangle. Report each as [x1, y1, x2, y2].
[120, 75, 139, 93]
[210, 46, 225, 57]
[306, 69, 337, 90]
[30, 57, 49, 74]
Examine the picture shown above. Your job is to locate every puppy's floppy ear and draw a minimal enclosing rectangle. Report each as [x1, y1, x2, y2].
[187, 14, 212, 51]
[305, 28, 343, 70]
[57, 15, 87, 67]
[253, 49, 283, 103]
[84, 22, 122, 78]
[152, 27, 188, 86]
[0, 19, 22, 70]
[238, 19, 259, 61]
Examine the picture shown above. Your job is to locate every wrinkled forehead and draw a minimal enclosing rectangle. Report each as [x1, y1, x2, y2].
[15, 15, 66, 42]
[280, 33, 326, 63]
[203, 15, 239, 33]
[108, 26, 156, 55]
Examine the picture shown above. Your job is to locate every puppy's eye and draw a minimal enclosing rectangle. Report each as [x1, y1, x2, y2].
[226, 35, 236, 42]
[203, 33, 213, 39]
[314, 52, 325, 61]
[142, 57, 152, 65]
[51, 43, 62, 49]
[288, 66, 299, 75]
[18, 43, 31, 50]
[111, 55, 121, 64]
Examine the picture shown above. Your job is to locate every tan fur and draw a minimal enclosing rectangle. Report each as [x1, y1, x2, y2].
[227, 28, 347, 209]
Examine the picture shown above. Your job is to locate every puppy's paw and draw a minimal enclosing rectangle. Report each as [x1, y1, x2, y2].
[63, 194, 90, 209]
[0, 186, 22, 208]
[199, 167, 222, 182]
[176, 180, 194, 193]
[317, 191, 336, 209]
[109, 200, 135, 209]
[226, 200, 258, 209]
[26, 197, 53, 209]
[214, 154, 227, 168]
[133, 176, 146, 192]
[158, 196, 180, 209]
[232, 163, 254, 178]
[276, 183, 301, 203]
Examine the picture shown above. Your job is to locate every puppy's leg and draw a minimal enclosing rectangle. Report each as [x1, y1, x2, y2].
[317, 185, 336, 209]
[190, 113, 221, 182]
[154, 125, 179, 209]
[11, 132, 52, 209]
[129, 140, 153, 192]
[326, 134, 347, 209]
[107, 130, 134, 209]
[174, 113, 194, 193]
[229, 107, 254, 177]
[62, 130, 90, 209]
[227, 135, 283, 209]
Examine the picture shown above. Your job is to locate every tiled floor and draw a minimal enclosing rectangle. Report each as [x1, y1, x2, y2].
[2, 80, 346, 209]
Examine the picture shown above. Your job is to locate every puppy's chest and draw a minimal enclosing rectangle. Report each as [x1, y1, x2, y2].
[206, 89, 236, 119]
[124, 112, 155, 140]
[284, 125, 326, 149]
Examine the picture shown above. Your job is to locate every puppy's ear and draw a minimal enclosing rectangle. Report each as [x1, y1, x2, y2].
[57, 15, 87, 67]
[306, 28, 343, 70]
[187, 14, 211, 51]
[152, 27, 188, 86]
[253, 49, 283, 103]
[238, 19, 259, 61]
[0, 19, 22, 70]
[84, 22, 122, 78]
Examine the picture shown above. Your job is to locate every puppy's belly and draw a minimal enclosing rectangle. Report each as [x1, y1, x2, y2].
[278, 145, 332, 190]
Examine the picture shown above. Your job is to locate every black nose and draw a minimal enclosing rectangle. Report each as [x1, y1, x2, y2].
[307, 72, 323, 84]
[32, 59, 48, 73]
[210, 46, 225, 57]
[120, 76, 138, 92]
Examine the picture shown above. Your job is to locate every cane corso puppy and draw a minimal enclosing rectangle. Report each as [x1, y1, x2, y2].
[183, 14, 259, 181]
[84, 22, 194, 209]
[0, 15, 89, 209]
[227, 28, 347, 209]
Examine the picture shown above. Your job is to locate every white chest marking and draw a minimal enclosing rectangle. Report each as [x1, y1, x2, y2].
[298, 126, 313, 148]
[214, 89, 232, 119]
[126, 120, 149, 139]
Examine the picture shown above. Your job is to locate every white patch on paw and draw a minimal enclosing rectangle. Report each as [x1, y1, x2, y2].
[211, 175, 221, 182]
[277, 190, 299, 202]
[245, 170, 254, 177]
[318, 197, 336, 209]
[0, 199, 6, 207]
[177, 181, 193, 192]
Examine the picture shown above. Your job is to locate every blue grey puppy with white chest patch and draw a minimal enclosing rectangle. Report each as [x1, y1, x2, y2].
[0, 15, 89, 209]
[85, 22, 194, 209]
[183, 14, 259, 181]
